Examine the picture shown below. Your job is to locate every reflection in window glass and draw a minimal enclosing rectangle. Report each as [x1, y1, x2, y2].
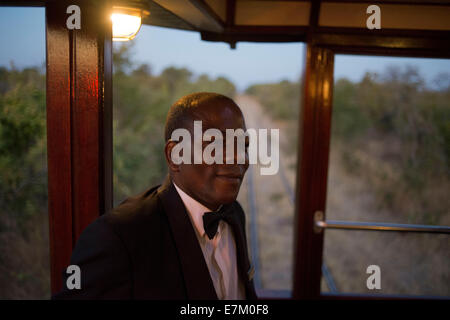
[323, 56, 450, 296]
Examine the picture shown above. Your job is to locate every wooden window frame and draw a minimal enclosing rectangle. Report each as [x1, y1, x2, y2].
[46, 0, 113, 294]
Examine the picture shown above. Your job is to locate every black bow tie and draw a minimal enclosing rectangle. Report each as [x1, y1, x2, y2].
[202, 204, 234, 240]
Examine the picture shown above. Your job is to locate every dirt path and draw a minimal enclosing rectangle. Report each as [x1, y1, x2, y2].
[235, 95, 296, 290]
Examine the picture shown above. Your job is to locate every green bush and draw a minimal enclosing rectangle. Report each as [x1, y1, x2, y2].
[245, 80, 300, 120]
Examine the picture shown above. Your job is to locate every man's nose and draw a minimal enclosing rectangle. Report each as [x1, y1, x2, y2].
[224, 140, 248, 165]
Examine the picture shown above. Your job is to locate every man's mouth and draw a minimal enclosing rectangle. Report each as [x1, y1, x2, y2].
[215, 172, 243, 183]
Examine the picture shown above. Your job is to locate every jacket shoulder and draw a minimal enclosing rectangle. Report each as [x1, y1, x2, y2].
[53, 213, 132, 299]
[105, 184, 163, 228]
[102, 184, 171, 256]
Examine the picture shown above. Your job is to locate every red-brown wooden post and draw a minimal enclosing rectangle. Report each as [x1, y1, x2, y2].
[293, 44, 334, 299]
[46, 0, 113, 294]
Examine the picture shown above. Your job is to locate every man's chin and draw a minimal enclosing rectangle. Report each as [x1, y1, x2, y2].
[215, 191, 240, 205]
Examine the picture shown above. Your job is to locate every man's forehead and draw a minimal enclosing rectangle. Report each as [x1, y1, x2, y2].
[190, 101, 245, 127]
[203, 128, 248, 140]
[193, 98, 240, 114]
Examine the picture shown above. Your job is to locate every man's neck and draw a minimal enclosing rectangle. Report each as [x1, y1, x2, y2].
[170, 176, 220, 211]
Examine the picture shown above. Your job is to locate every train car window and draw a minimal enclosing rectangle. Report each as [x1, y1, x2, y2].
[0, 7, 49, 299]
[322, 55, 450, 297]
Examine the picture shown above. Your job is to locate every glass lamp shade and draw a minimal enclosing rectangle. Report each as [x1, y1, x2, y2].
[111, 7, 147, 41]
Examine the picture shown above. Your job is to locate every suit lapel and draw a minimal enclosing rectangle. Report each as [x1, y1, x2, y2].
[227, 205, 258, 300]
[157, 176, 218, 300]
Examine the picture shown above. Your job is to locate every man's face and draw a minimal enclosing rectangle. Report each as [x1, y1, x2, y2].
[171, 98, 249, 210]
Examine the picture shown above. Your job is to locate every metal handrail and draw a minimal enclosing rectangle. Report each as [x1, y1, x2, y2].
[314, 211, 450, 234]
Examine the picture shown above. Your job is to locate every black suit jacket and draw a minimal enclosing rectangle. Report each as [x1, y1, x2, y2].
[53, 176, 257, 300]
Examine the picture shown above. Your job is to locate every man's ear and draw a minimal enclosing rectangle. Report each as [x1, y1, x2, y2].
[165, 140, 180, 172]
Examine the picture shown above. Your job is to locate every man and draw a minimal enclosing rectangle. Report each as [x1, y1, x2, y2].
[53, 92, 257, 300]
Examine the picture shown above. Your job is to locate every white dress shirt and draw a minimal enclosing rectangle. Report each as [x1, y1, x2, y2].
[173, 182, 245, 300]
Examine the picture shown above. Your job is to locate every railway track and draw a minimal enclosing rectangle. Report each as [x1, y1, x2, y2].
[246, 157, 338, 293]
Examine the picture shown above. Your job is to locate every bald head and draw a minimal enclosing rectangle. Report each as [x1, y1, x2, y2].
[164, 92, 242, 142]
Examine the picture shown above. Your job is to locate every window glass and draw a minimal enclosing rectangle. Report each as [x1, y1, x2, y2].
[0, 7, 49, 299]
[322, 55, 450, 296]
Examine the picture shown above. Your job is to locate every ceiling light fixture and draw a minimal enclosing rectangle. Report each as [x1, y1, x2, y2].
[111, 6, 149, 41]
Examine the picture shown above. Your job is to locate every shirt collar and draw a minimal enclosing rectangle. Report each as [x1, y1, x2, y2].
[173, 182, 222, 238]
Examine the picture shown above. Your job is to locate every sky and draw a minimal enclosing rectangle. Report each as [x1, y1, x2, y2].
[1, 6, 449, 91]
